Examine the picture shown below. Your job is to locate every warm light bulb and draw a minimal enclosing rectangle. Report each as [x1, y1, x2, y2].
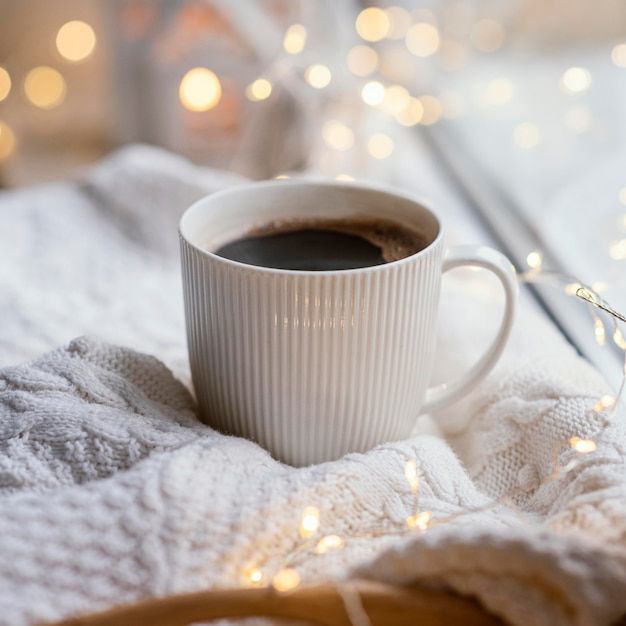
[483, 78, 514, 106]
[594, 317, 606, 346]
[361, 81, 385, 106]
[24, 66, 66, 109]
[619, 188, 626, 205]
[305, 64, 331, 89]
[0, 121, 16, 160]
[395, 97, 424, 126]
[404, 460, 416, 477]
[346, 45, 378, 76]
[355, 7, 390, 42]
[179, 68, 222, 112]
[382, 85, 410, 115]
[609, 239, 626, 260]
[569, 437, 597, 454]
[367, 133, 394, 159]
[593, 395, 616, 412]
[614, 327, 626, 350]
[283, 24, 307, 55]
[418, 95, 442, 126]
[56, 20, 96, 62]
[0, 67, 11, 102]
[406, 511, 431, 531]
[315, 535, 345, 554]
[526, 251, 542, 269]
[250, 568, 264, 583]
[272, 568, 301, 592]
[299, 506, 320, 538]
[560, 67, 592, 94]
[242, 566, 265, 586]
[612, 43, 626, 68]
[246, 78, 272, 101]
[405, 23, 440, 57]
[404, 460, 419, 493]
[322, 120, 354, 151]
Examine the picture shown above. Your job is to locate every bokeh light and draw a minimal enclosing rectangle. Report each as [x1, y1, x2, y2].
[305, 64, 331, 89]
[418, 95, 442, 125]
[381, 84, 410, 115]
[283, 24, 307, 55]
[483, 78, 515, 106]
[179, 68, 222, 111]
[346, 45, 378, 76]
[612, 43, 626, 68]
[56, 20, 96, 62]
[322, 120, 354, 151]
[0, 67, 11, 102]
[609, 239, 626, 260]
[299, 507, 320, 538]
[560, 67, 592, 93]
[246, 78, 272, 101]
[395, 97, 424, 126]
[24, 66, 66, 109]
[361, 81, 385, 106]
[355, 7, 390, 42]
[315, 534, 345, 554]
[272, 568, 301, 592]
[0, 121, 16, 160]
[405, 23, 440, 57]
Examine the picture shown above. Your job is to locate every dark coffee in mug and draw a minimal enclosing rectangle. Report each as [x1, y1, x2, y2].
[212, 217, 427, 271]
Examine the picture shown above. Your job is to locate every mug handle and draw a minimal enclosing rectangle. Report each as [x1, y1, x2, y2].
[421, 244, 518, 414]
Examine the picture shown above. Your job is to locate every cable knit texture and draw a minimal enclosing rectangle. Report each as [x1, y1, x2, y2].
[1, 145, 626, 626]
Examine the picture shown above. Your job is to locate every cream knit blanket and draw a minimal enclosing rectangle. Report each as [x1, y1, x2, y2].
[1, 145, 625, 626]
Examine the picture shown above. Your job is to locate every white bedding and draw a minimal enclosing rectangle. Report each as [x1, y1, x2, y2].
[1, 144, 625, 626]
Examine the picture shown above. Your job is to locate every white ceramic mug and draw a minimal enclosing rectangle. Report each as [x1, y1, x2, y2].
[179, 180, 517, 466]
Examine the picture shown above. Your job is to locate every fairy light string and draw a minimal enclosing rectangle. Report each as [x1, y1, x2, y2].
[240, 259, 626, 600]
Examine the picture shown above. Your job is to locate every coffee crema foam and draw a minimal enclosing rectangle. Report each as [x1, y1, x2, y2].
[240, 216, 427, 263]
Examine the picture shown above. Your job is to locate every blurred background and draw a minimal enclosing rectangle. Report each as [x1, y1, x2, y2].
[1, 0, 626, 305]
[2, 0, 624, 185]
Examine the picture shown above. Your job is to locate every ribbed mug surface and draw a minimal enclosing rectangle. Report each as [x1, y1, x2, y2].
[181, 233, 442, 466]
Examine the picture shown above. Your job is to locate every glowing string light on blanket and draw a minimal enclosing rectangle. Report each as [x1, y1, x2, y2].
[240, 257, 625, 597]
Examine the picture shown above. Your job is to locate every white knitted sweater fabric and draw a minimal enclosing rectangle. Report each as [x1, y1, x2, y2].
[1, 145, 626, 626]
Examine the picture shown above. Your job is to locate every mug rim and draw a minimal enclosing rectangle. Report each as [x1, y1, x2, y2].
[179, 178, 444, 276]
